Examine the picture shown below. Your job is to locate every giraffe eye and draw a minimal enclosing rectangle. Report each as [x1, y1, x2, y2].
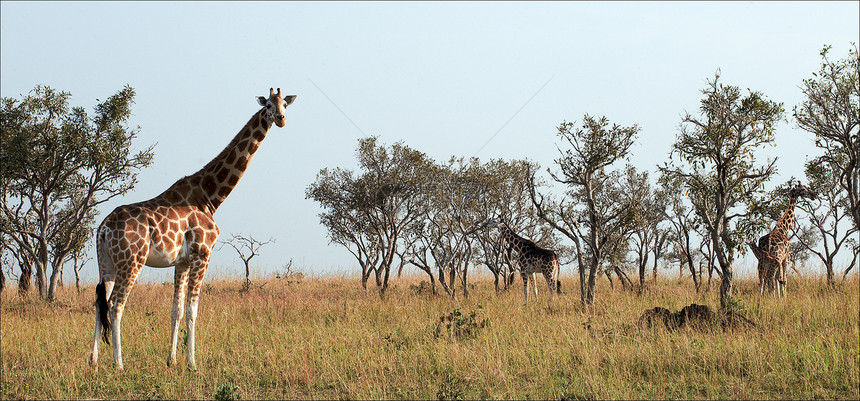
[266, 104, 272, 108]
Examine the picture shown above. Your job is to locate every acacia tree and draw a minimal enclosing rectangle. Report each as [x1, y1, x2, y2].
[529, 114, 640, 306]
[624, 167, 668, 293]
[407, 157, 488, 299]
[307, 137, 432, 295]
[219, 233, 275, 292]
[660, 72, 784, 307]
[796, 158, 859, 284]
[0, 85, 155, 300]
[471, 159, 558, 293]
[660, 173, 704, 291]
[794, 44, 860, 231]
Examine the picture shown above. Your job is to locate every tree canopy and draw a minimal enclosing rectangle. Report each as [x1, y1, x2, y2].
[0, 85, 154, 299]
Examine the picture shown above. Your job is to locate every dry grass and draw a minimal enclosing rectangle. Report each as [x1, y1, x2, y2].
[1, 272, 857, 400]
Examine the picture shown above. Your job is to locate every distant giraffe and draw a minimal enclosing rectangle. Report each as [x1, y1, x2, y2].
[89, 88, 296, 370]
[749, 183, 817, 297]
[488, 219, 560, 304]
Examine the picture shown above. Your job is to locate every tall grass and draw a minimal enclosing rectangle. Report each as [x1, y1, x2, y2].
[1, 273, 857, 400]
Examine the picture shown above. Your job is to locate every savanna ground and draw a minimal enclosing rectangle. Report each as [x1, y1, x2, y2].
[1, 271, 858, 400]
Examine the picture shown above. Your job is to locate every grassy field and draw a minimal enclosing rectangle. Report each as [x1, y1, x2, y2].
[1, 272, 858, 400]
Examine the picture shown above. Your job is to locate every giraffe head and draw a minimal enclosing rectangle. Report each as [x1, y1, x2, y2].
[789, 182, 817, 201]
[486, 215, 508, 229]
[256, 87, 297, 128]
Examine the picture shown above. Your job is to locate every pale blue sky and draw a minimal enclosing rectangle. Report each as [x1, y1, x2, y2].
[2, 1, 858, 284]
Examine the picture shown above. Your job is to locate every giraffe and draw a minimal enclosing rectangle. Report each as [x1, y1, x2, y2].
[748, 183, 817, 297]
[488, 218, 560, 304]
[89, 88, 296, 370]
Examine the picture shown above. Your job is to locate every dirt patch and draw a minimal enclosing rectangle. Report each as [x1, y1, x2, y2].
[637, 303, 755, 332]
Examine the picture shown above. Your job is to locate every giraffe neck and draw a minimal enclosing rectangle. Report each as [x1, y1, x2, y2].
[157, 109, 273, 213]
[499, 224, 531, 252]
[771, 195, 798, 239]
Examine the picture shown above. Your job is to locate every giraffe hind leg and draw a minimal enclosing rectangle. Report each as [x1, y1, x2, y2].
[542, 267, 557, 302]
[109, 252, 146, 371]
[90, 235, 117, 369]
[184, 248, 213, 370]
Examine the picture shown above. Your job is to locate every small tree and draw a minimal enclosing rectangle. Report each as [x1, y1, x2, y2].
[795, 158, 859, 285]
[794, 44, 860, 231]
[624, 167, 668, 293]
[0, 85, 154, 300]
[307, 137, 432, 295]
[529, 114, 640, 306]
[660, 173, 705, 291]
[660, 72, 784, 307]
[220, 234, 275, 292]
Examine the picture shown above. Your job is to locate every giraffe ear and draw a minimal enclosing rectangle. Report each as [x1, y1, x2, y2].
[257, 96, 267, 106]
[284, 95, 297, 106]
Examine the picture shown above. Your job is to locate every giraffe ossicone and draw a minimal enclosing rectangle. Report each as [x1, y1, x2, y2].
[89, 88, 296, 371]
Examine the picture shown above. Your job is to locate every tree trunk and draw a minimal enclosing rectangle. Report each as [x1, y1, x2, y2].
[18, 255, 32, 296]
[604, 270, 614, 290]
[579, 262, 587, 306]
[361, 271, 369, 290]
[719, 268, 733, 308]
[35, 261, 47, 299]
[243, 260, 251, 291]
[428, 272, 437, 296]
[35, 238, 50, 299]
[461, 263, 469, 299]
[714, 232, 734, 308]
[825, 257, 835, 287]
[381, 265, 391, 296]
[47, 253, 67, 300]
[74, 255, 82, 294]
[586, 261, 598, 306]
[448, 263, 457, 299]
[374, 265, 383, 288]
[652, 258, 658, 285]
[688, 258, 700, 292]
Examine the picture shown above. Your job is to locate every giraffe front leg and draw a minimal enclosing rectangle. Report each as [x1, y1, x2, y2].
[521, 271, 529, 304]
[532, 272, 538, 298]
[167, 264, 190, 368]
[185, 257, 210, 371]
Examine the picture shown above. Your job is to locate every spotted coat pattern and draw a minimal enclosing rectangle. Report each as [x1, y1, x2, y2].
[492, 220, 560, 304]
[749, 183, 817, 298]
[89, 88, 296, 370]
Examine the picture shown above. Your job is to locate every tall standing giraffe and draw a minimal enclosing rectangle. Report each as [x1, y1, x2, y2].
[748, 183, 817, 297]
[89, 88, 296, 370]
[488, 219, 560, 304]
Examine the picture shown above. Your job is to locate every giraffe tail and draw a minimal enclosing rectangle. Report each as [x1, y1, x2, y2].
[95, 280, 111, 344]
